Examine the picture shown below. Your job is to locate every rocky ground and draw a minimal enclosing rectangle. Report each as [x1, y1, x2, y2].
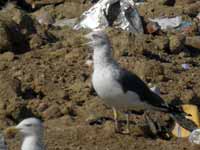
[1, 0, 200, 149]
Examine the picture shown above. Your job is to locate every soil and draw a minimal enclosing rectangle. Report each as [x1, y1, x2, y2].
[1, 0, 200, 149]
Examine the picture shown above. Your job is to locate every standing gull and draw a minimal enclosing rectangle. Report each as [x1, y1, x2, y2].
[0, 132, 7, 150]
[6, 118, 45, 150]
[85, 30, 197, 134]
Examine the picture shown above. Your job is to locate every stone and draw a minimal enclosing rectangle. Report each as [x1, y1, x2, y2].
[146, 22, 160, 34]
[37, 102, 49, 112]
[185, 36, 200, 50]
[43, 105, 62, 119]
[0, 22, 12, 52]
[184, 1, 200, 16]
[153, 36, 169, 51]
[134, 60, 164, 82]
[169, 34, 185, 54]
[0, 52, 15, 61]
[160, 0, 175, 6]
[29, 34, 44, 49]
[34, 10, 54, 26]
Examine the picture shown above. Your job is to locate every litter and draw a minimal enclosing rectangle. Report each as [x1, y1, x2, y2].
[176, 21, 193, 31]
[181, 63, 190, 70]
[189, 129, 200, 145]
[74, 0, 144, 33]
[149, 16, 193, 32]
[149, 16, 182, 30]
[172, 104, 200, 139]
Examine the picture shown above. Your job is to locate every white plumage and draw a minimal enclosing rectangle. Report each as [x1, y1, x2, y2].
[0, 132, 7, 150]
[85, 30, 199, 134]
[15, 118, 45, 150]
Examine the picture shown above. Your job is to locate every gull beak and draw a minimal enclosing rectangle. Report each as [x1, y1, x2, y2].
[4, 126, 20, 139]
[81, 41, 95, 47]
[84, 32, 93, 40]
[81, 33, 93, 47]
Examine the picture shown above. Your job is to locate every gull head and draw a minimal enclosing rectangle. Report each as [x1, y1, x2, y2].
[15, 118, 43, 137]
[84, 30, 110, 48]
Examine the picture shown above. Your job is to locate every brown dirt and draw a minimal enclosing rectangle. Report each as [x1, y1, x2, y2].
[1, 0, 200, 150]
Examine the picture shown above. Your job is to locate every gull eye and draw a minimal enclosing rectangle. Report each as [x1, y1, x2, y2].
[25, 124, 33, 127]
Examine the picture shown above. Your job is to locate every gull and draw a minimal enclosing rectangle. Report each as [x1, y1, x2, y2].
[85, 30, 197, 134]
[6, 118, 45, 150]
[0, 132, 7, 150]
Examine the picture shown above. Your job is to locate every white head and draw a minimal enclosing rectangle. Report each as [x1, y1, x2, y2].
[84, 30, 111, 48]
[16, 118, 43, 138]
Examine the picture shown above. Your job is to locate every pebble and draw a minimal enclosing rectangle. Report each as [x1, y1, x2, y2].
[43, 105, 62, 119]
[0, 52, 15, 61]
[169, 35, 185, 54]
[38, 103, 49, 112]
[185, 36, 200, 50]
[146, 22, 160, 34]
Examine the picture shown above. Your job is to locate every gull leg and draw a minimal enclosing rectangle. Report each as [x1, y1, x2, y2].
[112, 107, 120, 132]
[144, 112, 157, 135]
[122, 113, 130, 134]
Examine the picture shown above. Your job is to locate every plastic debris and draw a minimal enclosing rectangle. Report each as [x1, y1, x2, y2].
[0, 133, 7, 150]
[189, 129, 200, 144]
[149, 16, 182, 30]
[74, 0, 144, 33]
[176, 21, 193, 31]
[172, 104, 200, 138]
[181, 64, 190, 70]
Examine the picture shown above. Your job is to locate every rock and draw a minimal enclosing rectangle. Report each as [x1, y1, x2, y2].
[153, 36, 169, 51]
[184, 1, 200, 16]
[53, 18, 78, 28]
[134, 60, 164, 82]
[146, 22, 160, 34]
[176, 0, 197, 4]
[181, 90, 195, 103]
[0, 22, 12, 52]
[43, 105, 62, 119]
[185, 36, 200, 50]
[0, 76, 21, 99]
[1, 3, 36, 35]
[29, 34, 45, 49]
[160, 0, 175, 6]
[30, 0, 65, 9]
[34, 10, 54, 26]
[37, 102, 49, 112]
[0, 52, 15, 61]
[169, 34, 185, 54]
[0, 15, 27, 53]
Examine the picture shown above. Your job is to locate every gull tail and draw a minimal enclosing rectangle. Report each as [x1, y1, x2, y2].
[168, 104, 198, 132]
[149, 92, 198, 131]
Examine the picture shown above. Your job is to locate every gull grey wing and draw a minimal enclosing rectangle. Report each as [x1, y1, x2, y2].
[117, 68, 168, 110]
